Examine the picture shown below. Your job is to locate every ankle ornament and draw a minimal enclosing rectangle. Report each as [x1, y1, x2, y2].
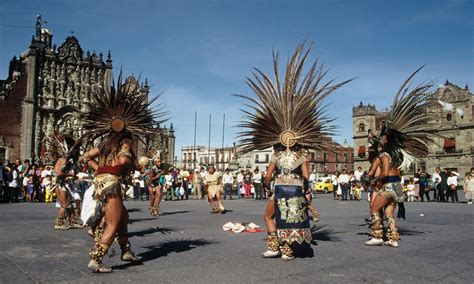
[267, 232, 280, 252]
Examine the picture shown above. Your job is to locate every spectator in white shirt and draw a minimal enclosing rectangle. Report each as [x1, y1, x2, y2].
[338, 170, 350, 201]
[447, 171, 459, 203]
[253, 168, 263, 200]
[236, 170, 244, 199]
[332, 172, 339, 200]
[431, 167, 441, 201]
[354, 167, 363, 182]
[133, 170, 141, 200]
[309, 170, 316, 192]
[222, 169, 234, 200]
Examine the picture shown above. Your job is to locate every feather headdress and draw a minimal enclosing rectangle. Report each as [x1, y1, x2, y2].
[378, 66, 437, 170]
[235, 42, 353, 153]
[80, 70, 167, 148]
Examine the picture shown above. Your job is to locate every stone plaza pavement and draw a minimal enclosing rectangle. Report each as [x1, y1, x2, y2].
[0, 193, 473, 283]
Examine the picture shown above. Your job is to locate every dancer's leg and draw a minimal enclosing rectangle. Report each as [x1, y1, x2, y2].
[55, 189, 69, 229]
[88, 195, 123, 273]
[384, 202, 400, 247]
[366, 193, 388, 245]
[262, 199, 280, 258]
[117, 204, 138, 261]
[149, 187, 156, 215]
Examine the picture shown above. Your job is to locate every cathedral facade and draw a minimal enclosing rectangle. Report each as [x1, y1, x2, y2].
[352, 82, 474, 175]
[0, 16, 174, 164]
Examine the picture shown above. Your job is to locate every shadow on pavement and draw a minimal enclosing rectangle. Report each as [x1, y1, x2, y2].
[398, 228, 427, 236]
[311, 224, 343, 244]
[127, 208, 143, 213]
[128, 217, 156, 224]
[357, 227, 426, 237]
[160, 210, 191, 216]
[112, 239, 216, 270]
[129, 226, 175, 238]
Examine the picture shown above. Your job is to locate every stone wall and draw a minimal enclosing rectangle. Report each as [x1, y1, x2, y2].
[0, 75, 28, 162]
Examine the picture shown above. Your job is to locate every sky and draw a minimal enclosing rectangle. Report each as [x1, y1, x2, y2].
[0, 0, 473, 157]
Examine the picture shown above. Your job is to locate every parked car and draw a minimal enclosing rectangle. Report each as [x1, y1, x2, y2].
[314, 177, 334, 193]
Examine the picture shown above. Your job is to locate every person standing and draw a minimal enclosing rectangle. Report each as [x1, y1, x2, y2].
[222, 169, 234, 200]
[365, 67, 436, 248]
[447, 171, 459, 203]
[437, 169, 448, 202]
[309, 170, 316, 193]
[332, 171, 339, 200]
[261, 170, 267, 199]
[338, 170, 350, 201]
[407, 179, 416, 202]
[431, 167, 441, 201]
[181, 168, 190, 200]
[9, 164, 19, 203]
[192, 169, 201, 199]
[236, 43, 352, 260]
[418, 170, 430, 202]
[148, 159, 163, 215]
[204, 166, 226, 213]
[243, 170, 252, 198]
[354, 167, 363, 183]
[3, 164, 16, 203]
[199, 167, 208, 200]
[253, 168, 263, 200]
[132, 169, 141, 200]
[79, 71, 162, 273]
[464, 169, 474, 204]
[164, 170, 174, 201]
[236, 169, 244, 199]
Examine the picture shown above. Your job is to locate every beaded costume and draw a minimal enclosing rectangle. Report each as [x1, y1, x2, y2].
[367, 66, 437, 247]
[236, 42, 353, 259]
[80, 71, 166, 272]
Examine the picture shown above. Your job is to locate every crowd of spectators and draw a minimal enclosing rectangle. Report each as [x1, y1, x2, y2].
[2, 159, 473, 206]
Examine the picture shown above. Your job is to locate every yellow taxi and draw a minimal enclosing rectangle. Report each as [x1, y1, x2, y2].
[313, 177, 334, 193]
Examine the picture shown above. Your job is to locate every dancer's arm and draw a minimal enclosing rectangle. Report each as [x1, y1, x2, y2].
[265, 162, 275, 190]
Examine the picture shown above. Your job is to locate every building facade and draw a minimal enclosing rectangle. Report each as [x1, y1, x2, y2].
[352, 81, 474, 175]
[307, 139, 354, 174]
[234, 139, 354, 174]
[0, 16, 174, 163]
[180, 145, 237, 171]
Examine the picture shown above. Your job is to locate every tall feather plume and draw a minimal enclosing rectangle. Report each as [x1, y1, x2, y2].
[384, 66, 438, 168]
[80, 69, 168, 147]
[235, 42, 354, 153]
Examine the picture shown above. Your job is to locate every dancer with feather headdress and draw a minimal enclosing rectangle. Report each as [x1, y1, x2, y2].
[49, 131, 83, 230]
[236, 43, 353, 260]
[365, 66, 437, 248]
[79, 72, 166, 273]
[146, 149, 164, 216]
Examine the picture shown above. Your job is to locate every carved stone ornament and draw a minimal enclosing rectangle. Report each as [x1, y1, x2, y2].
[57, 36, 83, 61]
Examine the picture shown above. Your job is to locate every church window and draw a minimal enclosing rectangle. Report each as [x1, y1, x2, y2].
[447, 113, 452, 121]
[443, 138, 456, 153]
[358, 123, 365, 132]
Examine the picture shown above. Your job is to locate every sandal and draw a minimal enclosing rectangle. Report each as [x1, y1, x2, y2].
[88, 259, 112, 273]
[149, 208, 156, 216]
[312, 211, 320, 222]
[121, 250, 139, 262]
